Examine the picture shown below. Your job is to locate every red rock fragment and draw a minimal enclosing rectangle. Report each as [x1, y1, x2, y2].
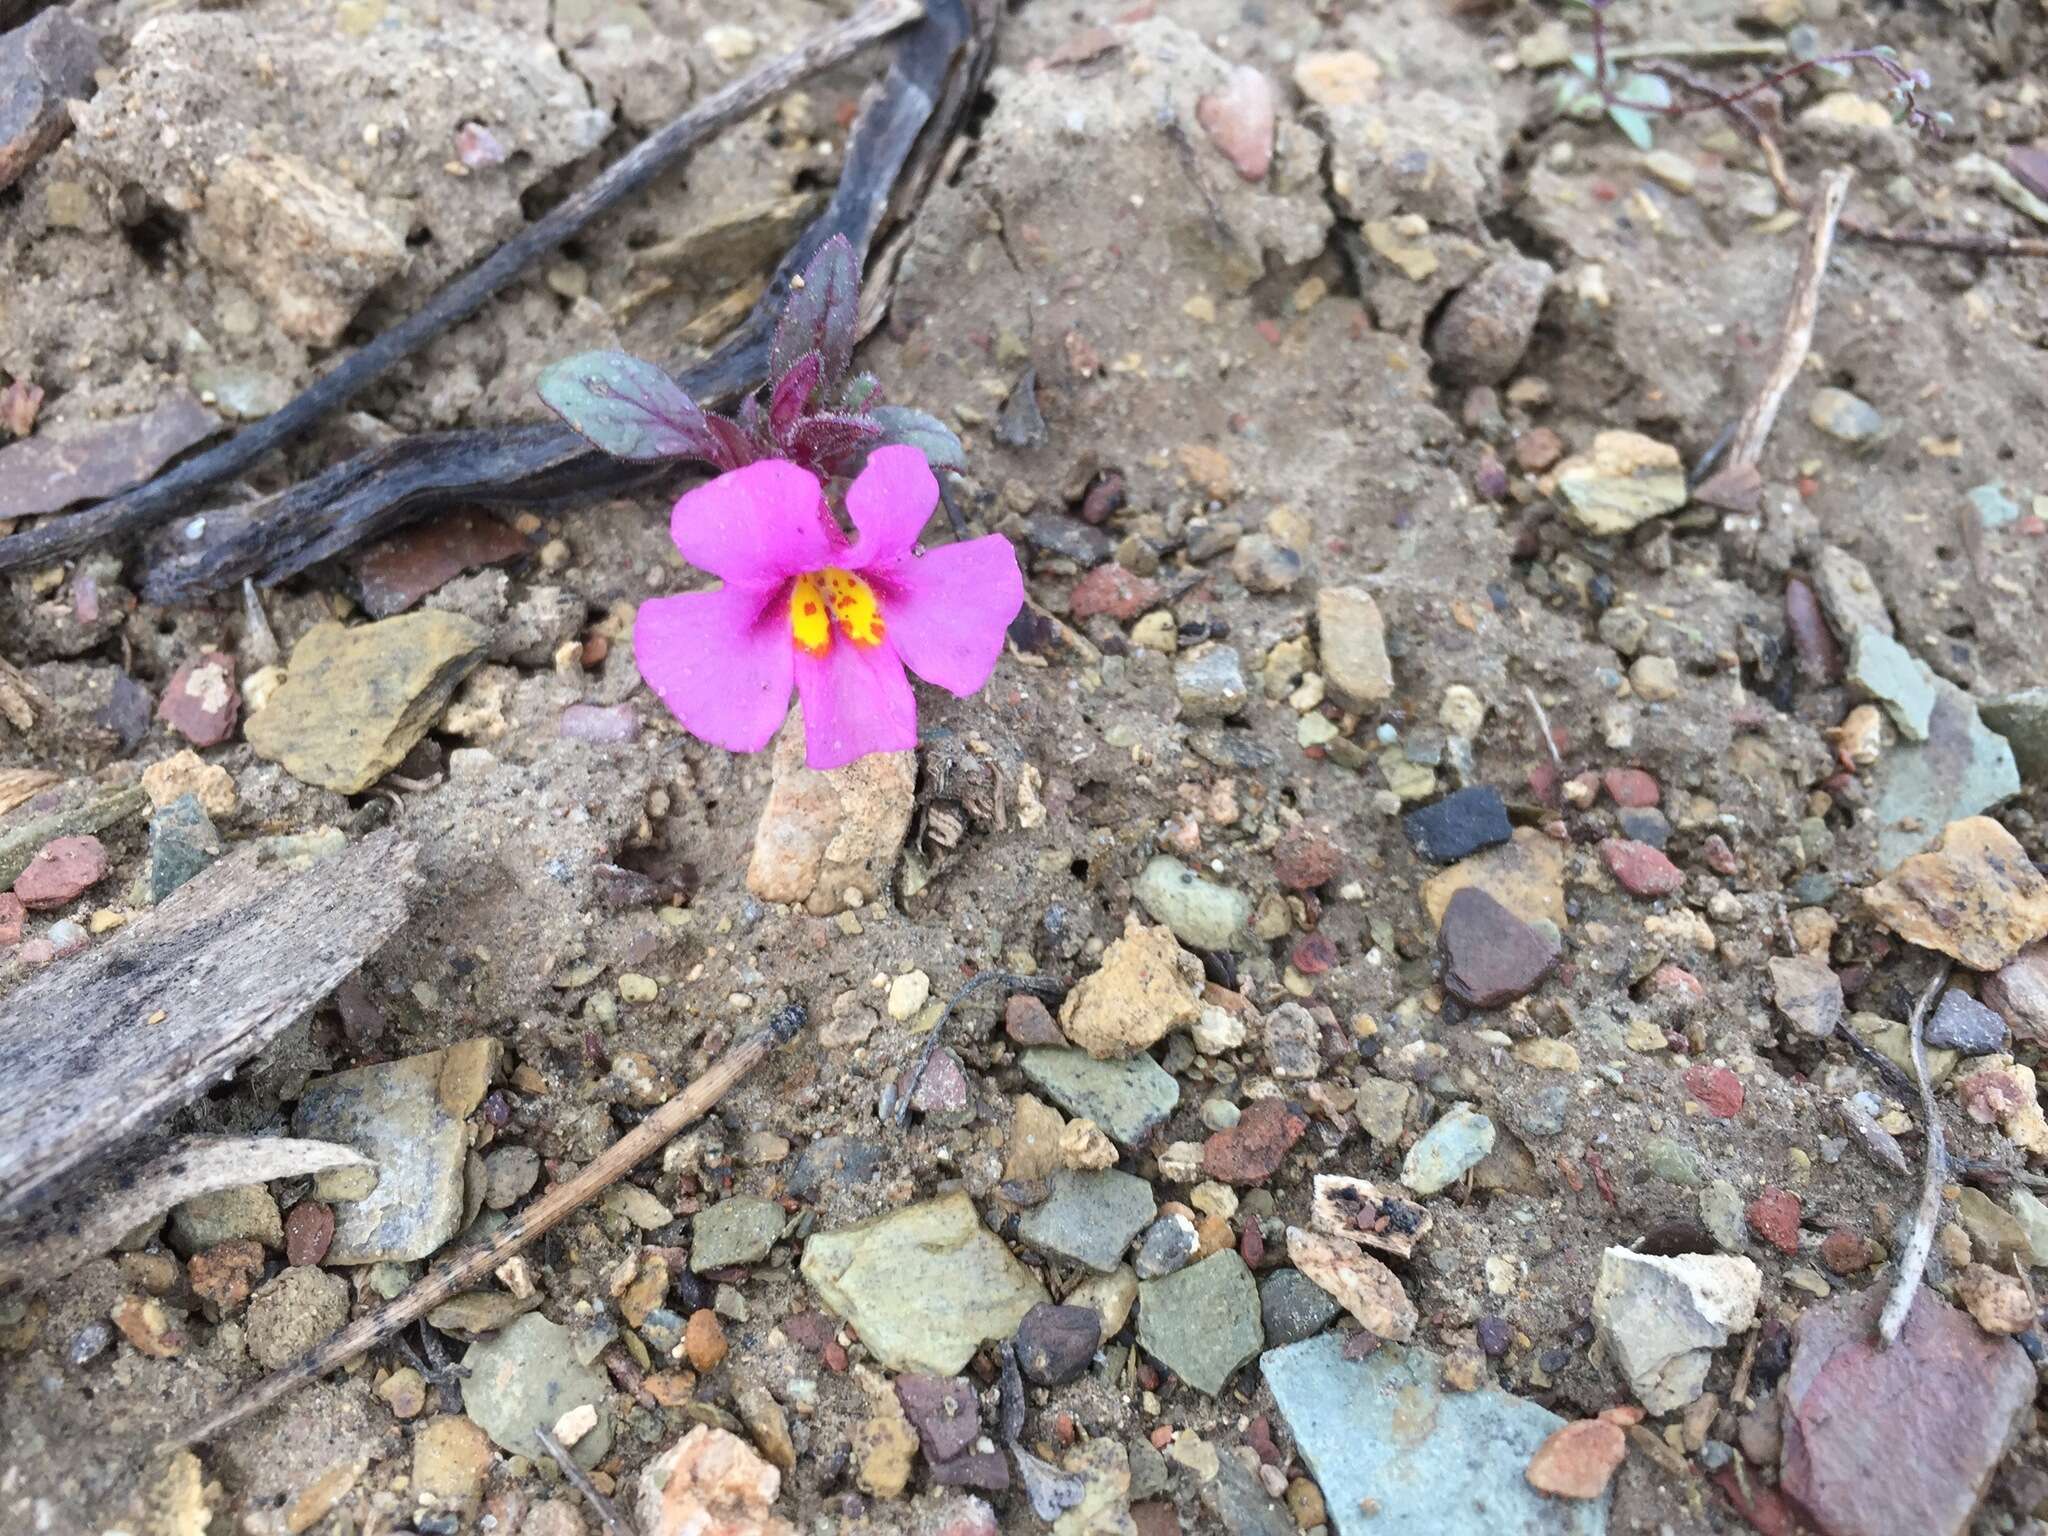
[1645, 963, 1704, 1003]
[1290, 933, 1337, 975]
[1195, 65, 1275, 181]
[0, 893, 23, 945]
[13, 834, 107, 910]
[1702, 835, 1739, 877]
[1525, 1417, 1626, 1499]
[158, 651, 240, 747]
[353, 508, 532, 618]
[1780, 1287, 2033, 1536]
[1515, 428, 1564, 472]
[283, 1201, 334, 1267]
[1818, 1230, 1878, 1275]
[1600, 837, 1683, 898]
[1602, 768, 1660, 808]
[1132, 1501, 1182, 1536]
[1713, 1464, 1802, 1536]
[1685, 1064, 1745, 1119]
[1785, 577, 1843, 684]
[1069, 564, 1163, 623]
[1746, 1188, 1802, 1255]
[1004, 994, 1065, 1047]
[1273, 825, 1342, 891]
[1202, 1097, 1307, 1185]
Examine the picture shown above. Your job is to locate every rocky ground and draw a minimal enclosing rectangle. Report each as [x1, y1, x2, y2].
[3, 0, 2048, 1532]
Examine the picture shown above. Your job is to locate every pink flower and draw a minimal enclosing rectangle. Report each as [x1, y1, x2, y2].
[635, 445, 1024, 771]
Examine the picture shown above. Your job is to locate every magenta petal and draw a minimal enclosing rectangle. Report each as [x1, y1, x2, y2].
[792, 639, 917, 770]
[871, 533, 1023, 697]
[841, 445, 939, 571]
[634, 586, 792, 753]
[670, 460, 843, 586]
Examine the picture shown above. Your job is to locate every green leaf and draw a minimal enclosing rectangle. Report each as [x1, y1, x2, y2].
[1607, 103, 1655, 149]
[868, 405, 966, 473]
[537, 351, 718, 462]
[1613, 71, 1672, 109]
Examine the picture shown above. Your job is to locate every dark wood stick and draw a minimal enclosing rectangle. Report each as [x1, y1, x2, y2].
[0, 0, 921, 577]
[135, 0, 994, 605]
[168, 1004, 807, 1450]
[1693, 168, 1850, 512]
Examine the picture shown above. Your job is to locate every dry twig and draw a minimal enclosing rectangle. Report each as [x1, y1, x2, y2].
[1693, 168, 1851, 512]
[1522, 686, 1567, 777]
[1878, 959, 1954, 1347]
[535, 1426, 634, 1536]
[170, 1004, 808, 1448]
[0, 0, 923, 576]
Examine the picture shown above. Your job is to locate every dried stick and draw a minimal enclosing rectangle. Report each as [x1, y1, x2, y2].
[1693, 168, 1850, 512]
[1522, 686, 1567, 777]
[536, 1426, 634, 1536]
[1877, 960, 1953, 1348]
[0, 0, 922, 576]
[168, 1004, 808, 1448]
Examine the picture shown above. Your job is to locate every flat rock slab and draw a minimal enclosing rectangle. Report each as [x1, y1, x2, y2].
[1780, 1286, 2032, 1536]
[461, 1312, 612, 1468]
[0, 10, 100, 193]
[800, 1191, 1047, 1376]
[0, 394, 219, 520]
[1591, 1247, 1759, 1414]
[1263, 1333, 1607, 1534]
[1017, 1169, 1157, 1274]
[1867, 689, 2021, 872]
[247, 612, 490, 794]
[293, 1037, 498, 1265]
[1021, 1048, 1179, 1148]
[1137, 1250, 1263, 1396]
[1847, 628, 1935, 741]
[1403, 785, 1510, 864]
[1924, 988, 2008, 1055]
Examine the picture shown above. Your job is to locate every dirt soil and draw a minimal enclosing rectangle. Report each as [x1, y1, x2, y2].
[3, 0, 2048, 1531]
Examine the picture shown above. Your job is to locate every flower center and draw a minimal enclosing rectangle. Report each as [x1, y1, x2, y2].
[789, 567, 885, 656]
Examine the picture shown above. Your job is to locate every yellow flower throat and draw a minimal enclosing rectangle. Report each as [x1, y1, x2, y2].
[789, 568, 885, 656]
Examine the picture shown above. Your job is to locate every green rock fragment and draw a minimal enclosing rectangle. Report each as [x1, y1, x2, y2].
[690, 1195, 784, 1272]
[1847, 628, 1935, 742]
[1133, 854, 1251, 951]
[1137, 1250, 1263, 1396]
[460, 1313, 612, 1466]
[800, 1191, 1047, 1375]
[1021, 1048, 1179, 1148]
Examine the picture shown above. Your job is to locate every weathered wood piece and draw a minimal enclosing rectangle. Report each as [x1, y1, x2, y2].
[0, 828, 419, 1227]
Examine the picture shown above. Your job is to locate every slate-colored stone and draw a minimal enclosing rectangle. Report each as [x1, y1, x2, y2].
[352, 509, 532, 618]
[893, 1374, 981, 1464]
[800, 1192, 1048, 1376]
[1021, 1048, 1179, 1148]
[1981, 687, 2048, 782]
[1403, 785, 1511, 864]
[1924, 989, 2008, 1056]
[1263, 1333, 1607, 1534]
[149, 793, 223, 903]
[788, 1135, 885, 1200]
[690, 1196, 784, 1271]
[461, 1312, 613, 1467]
[1016, 1169, 1157, 1274]
[1780, 1286, 2032, 1536]
[1847, 628, 1936, 742]
[1439, 886, 1559, 1008]
[1258, 1267, 1341, 1346]
[1137, 1250, 1263, 1396]
[1769, 954, 1843, 1041]
[0, 11, 100, 193]
[293, 1037, 498, 1264]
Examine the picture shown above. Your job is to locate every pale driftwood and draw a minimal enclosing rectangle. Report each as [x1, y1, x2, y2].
[172, 1003, 807, 1449]
[0, 828, 419, 1228]
[0, 1136, 371, 1293]
[1878, 959, 1955, 1347]
[1693, 168, 1852, 512]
